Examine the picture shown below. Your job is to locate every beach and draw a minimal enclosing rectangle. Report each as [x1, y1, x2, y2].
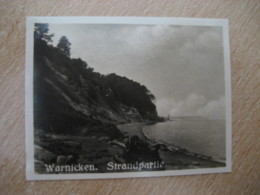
[34, 121, 225, 174]
[117, 122, 226, 170]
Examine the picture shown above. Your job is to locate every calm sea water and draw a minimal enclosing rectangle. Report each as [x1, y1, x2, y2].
[143, 119, 226, 160]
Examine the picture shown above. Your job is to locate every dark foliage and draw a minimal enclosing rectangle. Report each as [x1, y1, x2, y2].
[34, 23, 54, 43]
[124, 135, 162, 163]
[57, 36, 71, 57]
[33, 26, 158, 136]
[104, 74, 157, 120]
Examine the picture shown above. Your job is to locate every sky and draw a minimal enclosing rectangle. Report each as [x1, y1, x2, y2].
[49, 23, 225, 118]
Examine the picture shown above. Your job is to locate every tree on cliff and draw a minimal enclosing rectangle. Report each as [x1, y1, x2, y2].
[105, 73, 157, 120]
[34, 23, 54, 43]
[57, 36, 71, 57]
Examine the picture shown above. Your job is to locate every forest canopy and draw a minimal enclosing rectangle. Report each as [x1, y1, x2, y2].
[33, 23, 158, 133]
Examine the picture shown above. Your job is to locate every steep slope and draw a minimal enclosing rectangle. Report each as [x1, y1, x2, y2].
[33, 40, 157, 136]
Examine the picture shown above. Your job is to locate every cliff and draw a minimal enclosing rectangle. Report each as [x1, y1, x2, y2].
[33, 39, 158, 137]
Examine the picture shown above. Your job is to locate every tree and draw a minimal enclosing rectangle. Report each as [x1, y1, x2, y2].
[34, 23, 54, 43]
[105, 73, 157, 120]
[57, 36, 71, 57]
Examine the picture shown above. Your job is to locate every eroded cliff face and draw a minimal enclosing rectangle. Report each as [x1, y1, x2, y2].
[33, 40, 156, 136]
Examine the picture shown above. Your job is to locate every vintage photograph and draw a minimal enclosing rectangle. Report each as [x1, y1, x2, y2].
[25, 17, 232, 180]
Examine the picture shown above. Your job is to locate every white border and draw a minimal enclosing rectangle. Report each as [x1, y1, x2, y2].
[25, 17, 232, 180]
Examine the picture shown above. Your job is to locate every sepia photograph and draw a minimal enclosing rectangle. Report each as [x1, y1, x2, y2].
[25, 17, 232, 180]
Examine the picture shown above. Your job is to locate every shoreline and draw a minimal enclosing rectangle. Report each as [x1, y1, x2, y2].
[117, 122, 226, 169]
[142, 125, 226, 164]
[34, 121, 225, 173]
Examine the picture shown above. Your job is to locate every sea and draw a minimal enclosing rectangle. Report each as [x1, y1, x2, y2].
[143, 118, 226, 161]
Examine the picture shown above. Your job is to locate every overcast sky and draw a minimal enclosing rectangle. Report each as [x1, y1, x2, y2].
[49, 23, 225, 118]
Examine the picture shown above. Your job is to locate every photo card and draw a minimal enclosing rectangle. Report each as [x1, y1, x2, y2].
[25, 16, 232, 180]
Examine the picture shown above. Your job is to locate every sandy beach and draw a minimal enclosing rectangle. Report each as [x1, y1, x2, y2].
[117, 123, 225, 170]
